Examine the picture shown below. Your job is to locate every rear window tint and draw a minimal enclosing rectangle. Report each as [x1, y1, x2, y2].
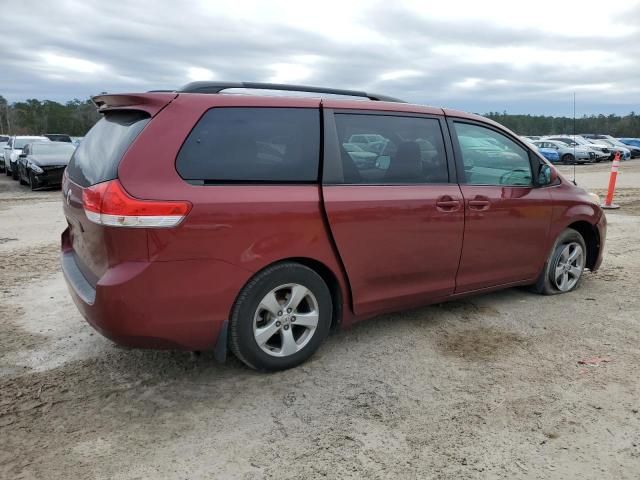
[176, 108, 320, 183]
[66, 110, 149, 187]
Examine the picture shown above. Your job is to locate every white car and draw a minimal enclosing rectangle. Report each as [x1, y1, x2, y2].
[544, 135, 609, 161]
[3, 136, 50, 179]
[587, 139, 631, 160]
[0, 140, 8, 172]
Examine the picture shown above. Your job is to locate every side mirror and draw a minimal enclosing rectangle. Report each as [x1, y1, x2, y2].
[538, 164, 558, 186]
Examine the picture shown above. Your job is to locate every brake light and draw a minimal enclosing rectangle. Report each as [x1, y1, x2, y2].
[82, 180, 191, 228]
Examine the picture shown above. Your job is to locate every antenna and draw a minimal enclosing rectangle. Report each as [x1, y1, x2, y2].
[572, 92, 577, 185]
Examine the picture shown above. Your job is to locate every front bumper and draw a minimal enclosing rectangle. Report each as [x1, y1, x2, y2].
[31, 165, 66, 189]
[592, 212, 607, 272]
[576, 152, 596, 162]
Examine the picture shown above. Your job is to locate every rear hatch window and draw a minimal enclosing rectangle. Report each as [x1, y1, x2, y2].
[66, 110, 150, 187]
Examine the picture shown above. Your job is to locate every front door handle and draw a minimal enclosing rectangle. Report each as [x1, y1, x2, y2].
[436, 196, 461, 212]
[468, 197, 491, 211]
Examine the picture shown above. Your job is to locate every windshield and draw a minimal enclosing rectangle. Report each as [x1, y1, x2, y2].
[15, 138, 47, 149]
[32, 143, 76, 155]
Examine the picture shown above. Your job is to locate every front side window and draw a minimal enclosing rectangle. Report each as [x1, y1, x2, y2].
[454, 123, 532, 186]
[332, 114, 449, 184]
[176, 108, 320, 182]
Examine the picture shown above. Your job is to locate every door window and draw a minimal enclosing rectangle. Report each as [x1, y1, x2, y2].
[454, 123, 532, 186]
[332, 114, 449, 184]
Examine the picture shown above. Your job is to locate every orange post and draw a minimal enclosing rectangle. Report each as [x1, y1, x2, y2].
[601, 152, 621, 209]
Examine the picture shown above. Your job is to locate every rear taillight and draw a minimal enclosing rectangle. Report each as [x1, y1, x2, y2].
[82, 179, 191, 228]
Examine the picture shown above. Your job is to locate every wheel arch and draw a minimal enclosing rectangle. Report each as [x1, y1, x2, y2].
[273, 257, 344, 330]
[227, 257, 346, 331]
[567, 220, 600, 270]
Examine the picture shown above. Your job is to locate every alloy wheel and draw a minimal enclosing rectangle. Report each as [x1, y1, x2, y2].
[253, 283, 319, 357]
[553, 242, 584, 292]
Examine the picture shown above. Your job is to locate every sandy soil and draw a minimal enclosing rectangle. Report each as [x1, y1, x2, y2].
[1, 163, 639, 479]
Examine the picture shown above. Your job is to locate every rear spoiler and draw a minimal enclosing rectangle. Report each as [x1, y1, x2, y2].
[91, 92, 177, 116]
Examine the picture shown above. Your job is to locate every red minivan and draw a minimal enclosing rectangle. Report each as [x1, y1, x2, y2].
[61, 82, 606, 371]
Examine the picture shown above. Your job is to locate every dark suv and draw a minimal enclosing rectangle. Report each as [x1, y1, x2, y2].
[61, 82, 606, 371]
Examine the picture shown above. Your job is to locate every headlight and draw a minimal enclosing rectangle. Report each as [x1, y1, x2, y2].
[28, 163, 44, 174]
[588, 192, 600, 205]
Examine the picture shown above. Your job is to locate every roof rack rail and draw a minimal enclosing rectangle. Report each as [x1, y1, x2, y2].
[178, 81, 405, 103]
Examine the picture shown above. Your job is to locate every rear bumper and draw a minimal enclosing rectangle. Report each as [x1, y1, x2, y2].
[61, 228, 250, 351]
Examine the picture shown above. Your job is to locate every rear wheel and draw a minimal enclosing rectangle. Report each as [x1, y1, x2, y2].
[531, 228, 586, 295]
[561, 154, 574, 165]
[11, 165, 19, 180]
[29, 172, 37, 191]
[229, 262, 332, 371]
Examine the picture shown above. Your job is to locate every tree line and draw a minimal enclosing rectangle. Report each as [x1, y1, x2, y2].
[485, 111, 640, 137]
[0, 95, 100, 137]
[1, 94, 639, 138]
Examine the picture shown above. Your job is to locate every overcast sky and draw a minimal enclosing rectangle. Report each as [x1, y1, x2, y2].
[1, 0, 639, 115]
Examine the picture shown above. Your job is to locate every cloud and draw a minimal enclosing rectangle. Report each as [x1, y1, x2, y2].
[0, 0, 638, 114]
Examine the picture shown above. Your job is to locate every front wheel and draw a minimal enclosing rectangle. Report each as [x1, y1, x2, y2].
[531, 228, 587, 295]
[229, 262, 332, 371]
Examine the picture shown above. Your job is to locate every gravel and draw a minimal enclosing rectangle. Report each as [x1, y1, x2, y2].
[1, 163, 639, 479]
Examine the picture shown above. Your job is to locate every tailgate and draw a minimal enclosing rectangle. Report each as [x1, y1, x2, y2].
[62, 101, 169, 284]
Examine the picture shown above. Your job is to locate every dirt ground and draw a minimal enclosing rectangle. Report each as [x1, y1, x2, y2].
[1, 161, 639, 480]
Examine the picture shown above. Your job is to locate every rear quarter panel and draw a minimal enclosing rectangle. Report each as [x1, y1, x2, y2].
[117, 94, 354, 326]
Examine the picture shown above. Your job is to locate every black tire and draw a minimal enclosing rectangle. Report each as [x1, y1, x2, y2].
[5, 166, 11, 176]
[19, 172, 27, 185]
[11, 166, 19, 180]
[229, 262, 332, 371]
[28, 172, 37, 190]
[561, 154, 574, 165]
[530, 228, 587, 295]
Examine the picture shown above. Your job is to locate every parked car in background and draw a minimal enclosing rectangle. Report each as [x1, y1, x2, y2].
[44, 133, 73, 143]
[587, 139, 631, 160]
[342, 142, 379, 168]
[0, 136, 8, 172]
[17, 141, 76, 190]
[582, 134, 640, 158]
[4, 135, 50, 179]
[520, 137, 560, 163]
[618, 138, 640, 148]
[545, 136, 609, 161]
[348, 133, 389, 155]
[533, 140, 595, 164]
[60, 82, 606, 371]
[536, 147, 560, 163]
[70, 136, 84, 147]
